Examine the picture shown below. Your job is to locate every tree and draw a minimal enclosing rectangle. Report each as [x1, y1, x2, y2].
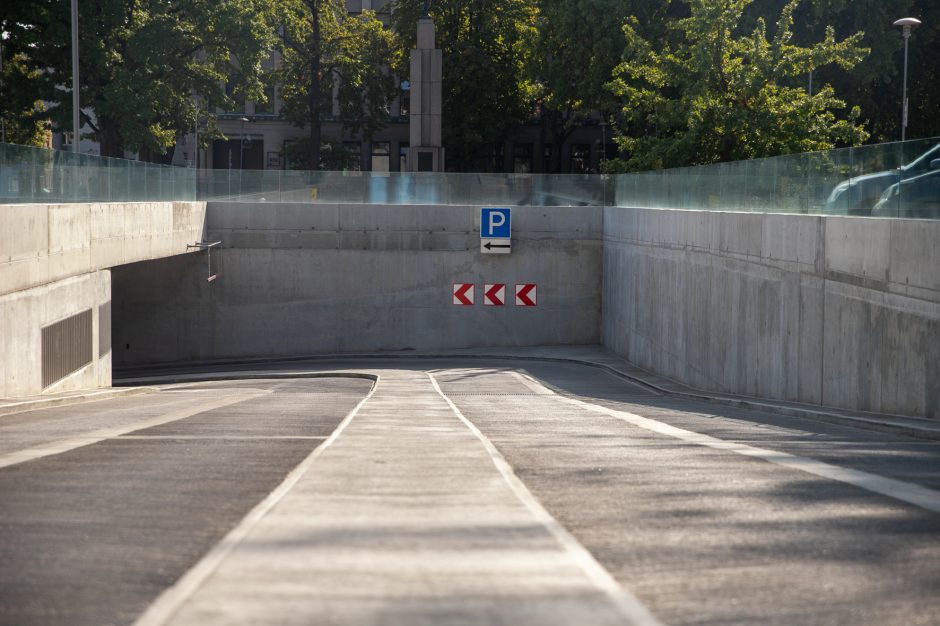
[392, 0, 538, 171]
[530, 0, 672, 172]
[1, 0, 277, 158]
[606, 0, 870, 171]
[276, 0, 399, 170]
[0, 51, 50, 147]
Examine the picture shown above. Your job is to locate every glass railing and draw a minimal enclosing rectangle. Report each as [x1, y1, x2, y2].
[196, 170, 609, 206]
[0, 142, 196, 203]
[614, 137, 940, 219]
[3, 138, 938, 218]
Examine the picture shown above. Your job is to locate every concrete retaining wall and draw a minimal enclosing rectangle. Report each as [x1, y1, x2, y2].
[0, 201, 206, 298]
[112, 203, 601, 365]
[0, 201, 205, 396]
[0, 270, 111, 397]
[602, 208, 940, 419]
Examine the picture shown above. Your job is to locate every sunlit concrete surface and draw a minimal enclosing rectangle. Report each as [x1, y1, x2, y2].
[1, 357, 939, 625]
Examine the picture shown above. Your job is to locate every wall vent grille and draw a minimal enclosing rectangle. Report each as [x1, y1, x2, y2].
[42, 309, 93, 389]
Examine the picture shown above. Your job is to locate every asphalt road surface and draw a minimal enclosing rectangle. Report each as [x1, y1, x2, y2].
[1, 358, 938, 626]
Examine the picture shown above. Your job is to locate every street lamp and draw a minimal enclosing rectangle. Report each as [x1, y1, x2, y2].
[238, 116, 249, 170]
[71, 0, 80, 154]
[893, 17, 921, 142]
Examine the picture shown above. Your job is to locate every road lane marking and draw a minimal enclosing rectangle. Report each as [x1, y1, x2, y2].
[116, 435, 329, 441]
[132, 374, 378, 626]
[0, 391, 271, 470]
[510, 372, 940, 515]
[428, 371, 664, 626]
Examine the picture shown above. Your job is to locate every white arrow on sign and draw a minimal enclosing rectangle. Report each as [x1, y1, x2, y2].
[481, 238, 511, 254]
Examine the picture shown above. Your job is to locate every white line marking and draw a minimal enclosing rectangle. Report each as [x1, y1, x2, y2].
[117, 435, 329, 441]
[511, 371, 940, 515]
[0, 391, 270, 470]
[132, 375, 379, 626]
[428, 372, 664, 626]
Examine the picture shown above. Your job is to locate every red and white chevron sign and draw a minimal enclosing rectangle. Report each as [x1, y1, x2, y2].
[453, 283, 474, 306]
[515, 283, 537, 306]
[484, 283, 506, 306]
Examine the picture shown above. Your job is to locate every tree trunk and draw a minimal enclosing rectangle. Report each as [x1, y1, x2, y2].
[97, 116, 124, 158]
[308, 1, 321, 171]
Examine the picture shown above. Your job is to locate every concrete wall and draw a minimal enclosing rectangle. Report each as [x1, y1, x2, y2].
[112, 203, 601, 365]
[603, 208, 940, 419]
[0, 201, 205, 396]
[0, 201, 207, 298]
[0, 270, 111, 397]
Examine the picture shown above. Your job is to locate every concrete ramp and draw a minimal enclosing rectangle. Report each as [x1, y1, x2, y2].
[136, 369, 658, 626]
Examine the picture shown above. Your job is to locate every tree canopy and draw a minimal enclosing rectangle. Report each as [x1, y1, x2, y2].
[276, 0, 399, 169]
[1, 0, 277, 158]
[392, 0, 538, 171]
[1, 0, 936, 170]
[605, 0, 870, 172]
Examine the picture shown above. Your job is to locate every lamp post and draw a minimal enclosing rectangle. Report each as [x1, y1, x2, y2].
[238, 116, 249, 169]
[893, 17, 921, 142]
[71, 0, 80, 153]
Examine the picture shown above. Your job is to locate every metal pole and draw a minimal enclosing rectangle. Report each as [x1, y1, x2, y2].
[194, 102, 198, 169]
[71, 0, 80, 154]
[901, 28, 910, 141]
[893, 18, 920, 142]
[1, 37, 6, 144]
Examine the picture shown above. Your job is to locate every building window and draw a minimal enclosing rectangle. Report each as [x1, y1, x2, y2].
[543, 145, 554, 172]
[253, 85, 276, 115]
[399, 141, 409, 171]
[342, 141, 362, 171]
[371, 142, 390, 172]
[513, 143, 533, 174]
[570, 144, 590, 174]
[223, 81, 245, 113]
[398, 82, 410, 118]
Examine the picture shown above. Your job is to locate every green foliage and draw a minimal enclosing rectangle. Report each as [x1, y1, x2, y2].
[606, 0, 870, 171]
[742, 0, 938, 142]
[392, 0, 538, 171]
[1, 0, 277, 157]
[277, 0, 399, 170]
[0, 52, 49, 147]
[528, 0, 632, 171]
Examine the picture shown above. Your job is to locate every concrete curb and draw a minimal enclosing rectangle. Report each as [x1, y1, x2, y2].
[114, 351, 940, 443]
[0, 386, 157, 418]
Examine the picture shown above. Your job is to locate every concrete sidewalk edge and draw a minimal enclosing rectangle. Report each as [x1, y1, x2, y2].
[0, 386, 157, 418]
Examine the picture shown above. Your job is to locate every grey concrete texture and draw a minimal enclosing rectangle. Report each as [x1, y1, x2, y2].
[0, 201, 206, 297]
[0, 270, 111, 397]
[142, 368, 651, 626]
[111, 204, 601, 365]
[437, 364, 940, 625]
[7, 358, 940, 625]
[0, 377, 372, 626]
[603, 208, 940, 419]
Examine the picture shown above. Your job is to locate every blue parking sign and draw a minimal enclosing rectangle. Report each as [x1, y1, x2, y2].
[481, 207, 511, 239]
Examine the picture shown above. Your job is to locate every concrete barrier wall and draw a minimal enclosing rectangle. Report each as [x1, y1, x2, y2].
[0, 270, 111, 397]
[0, 201, 205, 396]
[603, 208, 940, 419]
[112, 203, 601, 365]
[0, 201, 207, 298]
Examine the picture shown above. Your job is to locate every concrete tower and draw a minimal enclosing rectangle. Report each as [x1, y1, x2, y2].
[408, 13, 443, 171]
